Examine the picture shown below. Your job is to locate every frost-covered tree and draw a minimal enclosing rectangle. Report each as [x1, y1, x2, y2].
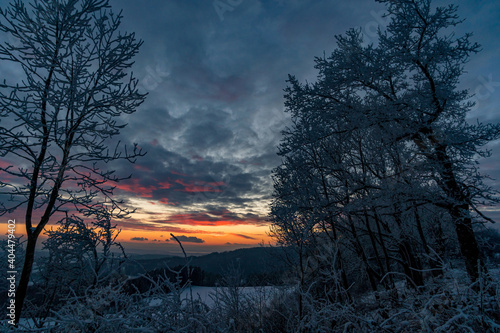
[371, 0, 499, 281]
[42, 214, 125, 287]
[0, 0, 145, 323]
[271, 0, 499, 290]
[23, 214, 126, 323]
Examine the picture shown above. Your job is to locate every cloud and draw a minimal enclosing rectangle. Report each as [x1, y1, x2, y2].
[2, 0, 498, 258]
[115, 178, 155, 198]
[130, 237, 148, 241]
[231, 233, 257, 240]
[105, 0, 500, 243]
[111, 143, 264, 209]
[225, 242, 254, 247]
[170, 235, 205, 243]
[174, 179, 225, 193]
[165, 210, 266, 226]
[117, 219, 198, 233]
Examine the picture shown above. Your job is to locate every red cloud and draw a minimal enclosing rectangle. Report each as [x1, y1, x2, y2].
[0, 160, 13, 169]
[0, 160, 17, 182]
[117, 219, 196, 233]
[166, 211, 265, 226]
[133, 164, 151, 172]
[171, 170, 188, 176]
[114, 178, 174, 202]
[168, 214, 235, 226]
[158, 181, 172, 189]
[160, 198, 174, 205]
[114, 178, 154, 198]
[117, 219, 226, 235]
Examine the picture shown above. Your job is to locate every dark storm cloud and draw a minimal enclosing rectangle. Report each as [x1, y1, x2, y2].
[110, 138, 266, 215]
[231, 233, 257, 240]
[104, 0, 500, 230]
[106, 0, 367, 225]
[180, 109, 235, 150]
[171, 235, 205, 244]
[131, 237, 148, 241]
[225, 242, 254, 247]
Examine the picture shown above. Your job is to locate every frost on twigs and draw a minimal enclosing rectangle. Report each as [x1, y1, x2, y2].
[0, 0, 146, 323]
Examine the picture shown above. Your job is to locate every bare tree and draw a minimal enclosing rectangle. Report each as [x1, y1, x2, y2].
[0, 0, 146, 323]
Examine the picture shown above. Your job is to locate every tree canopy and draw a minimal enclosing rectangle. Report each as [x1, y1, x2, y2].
[270, 0, 500, 298]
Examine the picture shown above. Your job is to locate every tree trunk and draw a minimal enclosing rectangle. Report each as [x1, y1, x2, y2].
[414, 206, 442, 277]
[452, 204, 482, 281]
[316, 165, 351, 301]
[15, 235, 38, 324]
[329, 227, 351, 302]
[434, 143, 483, 282]
[363, 209, 385, 278]
[348, 216, 379, 292]
[398, 240, 424, 288]
[373, 210, 395, 289]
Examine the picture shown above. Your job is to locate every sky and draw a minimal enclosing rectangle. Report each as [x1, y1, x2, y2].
[1, 0, 500, 255]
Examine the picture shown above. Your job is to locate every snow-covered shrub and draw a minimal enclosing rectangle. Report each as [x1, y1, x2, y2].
[48, 265, 211, 332]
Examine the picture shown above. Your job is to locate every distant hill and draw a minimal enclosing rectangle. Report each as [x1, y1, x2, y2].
[122, 246, 293, 284]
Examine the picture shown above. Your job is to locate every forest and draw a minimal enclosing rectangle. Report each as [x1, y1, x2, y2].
[0, 0, 499, 331]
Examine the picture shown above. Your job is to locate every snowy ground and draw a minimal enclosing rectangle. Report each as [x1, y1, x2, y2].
[180, 285, 286, 307]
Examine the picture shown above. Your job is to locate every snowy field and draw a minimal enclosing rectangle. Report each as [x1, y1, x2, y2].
[180, 285, 288, 307]
[146, 285, 293, 308]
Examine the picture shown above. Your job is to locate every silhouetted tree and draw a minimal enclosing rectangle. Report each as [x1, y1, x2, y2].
[0, 0, 145, 323]
[271, 0, 499, 291]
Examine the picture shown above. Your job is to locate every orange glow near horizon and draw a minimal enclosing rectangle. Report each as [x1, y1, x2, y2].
[1, 217, 272, 248]
[117, 224, 271, 246]
[1, 178, 273, 252]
